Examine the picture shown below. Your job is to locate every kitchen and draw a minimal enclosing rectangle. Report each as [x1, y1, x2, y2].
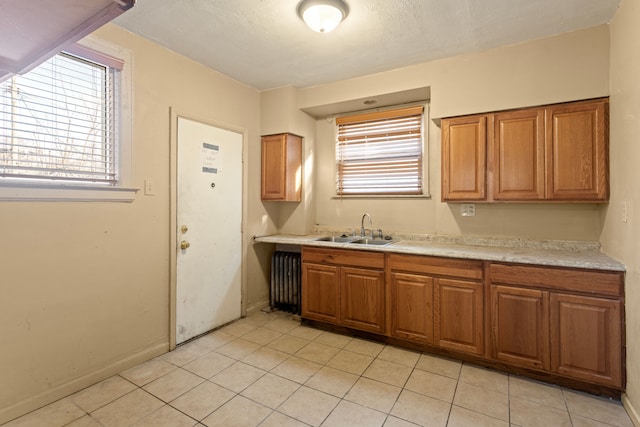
[0, 0, 639, 425]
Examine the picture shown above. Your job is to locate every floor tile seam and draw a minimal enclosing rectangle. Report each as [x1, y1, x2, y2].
[209, 368, 269, 395]
[85, 385, 150, 417]
[240, 378, 304, 410]
[183, 387, 249, 422]
[340, 378, 397, 415]
[258, 409, 312, 426]
[323, 397, 388, 427]
[507, 392, 572, 414]
[147, 402, 202, 425]
[51, 403, 89, 427]
[325, 348, 377, 377]
[399, 368, 457, 406]
[199, 395, 274, 427]
[453, 402, 514, 425]
[72, 374, 142, 413]
[564, 409, 630, 427]
[142, 375, 206, 405]
[121, 361, 179, 387]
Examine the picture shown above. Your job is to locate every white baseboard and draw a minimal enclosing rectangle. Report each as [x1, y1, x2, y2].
[623, 393, 640, 427]
[0, 339, 168, 425]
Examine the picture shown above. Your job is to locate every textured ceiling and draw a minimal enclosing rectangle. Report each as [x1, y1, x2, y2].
[114, 0, 620, 91]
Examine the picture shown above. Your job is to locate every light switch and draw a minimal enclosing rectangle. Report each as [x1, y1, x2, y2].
[144, 179, 155, 196]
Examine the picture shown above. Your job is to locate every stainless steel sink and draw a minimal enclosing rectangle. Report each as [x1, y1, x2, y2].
[315, 236, 358, 243]
[350, 238, 394, 246]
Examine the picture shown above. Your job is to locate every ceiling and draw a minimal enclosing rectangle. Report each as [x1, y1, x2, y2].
[113, 0, 620, 91]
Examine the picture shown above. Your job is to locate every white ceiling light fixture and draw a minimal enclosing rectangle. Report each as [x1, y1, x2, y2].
[297, 0, 349, 33]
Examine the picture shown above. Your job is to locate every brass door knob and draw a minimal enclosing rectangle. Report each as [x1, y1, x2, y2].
[180, 241, 190, 250]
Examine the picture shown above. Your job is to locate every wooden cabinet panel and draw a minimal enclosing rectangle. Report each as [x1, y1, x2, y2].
[441, 98, 609, 203]
[341, 267, 386, 334]
[491, 285, 550, 370]
[435, 278, 484, 355]
[302, 246, 384, 269]
[546, 100, 608, 201]
[387, 253, 483, 280]
[492, 109, 545, 200]
[261, 133, 302, 201]
[390, 272, 434, 343]
[442, 115, 487, 201]
[302, 263, 340, 324]
[302, 247, 385, 334]
[489, 263, 623, 298]
[550, 293, 622, 387]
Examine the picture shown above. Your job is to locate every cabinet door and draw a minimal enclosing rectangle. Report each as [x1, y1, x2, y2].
[340, 267, 386, 334]
[390, 272, 434, 344]
[441, 115, 487, 201]
[435, 278, 484, 355]
[492, 109, 545, 200]
[550, 293, 622, 387]
[302, 262, 340, 324]
[546, 99, 608, 201]
[261, 134, 287, 200]
[491, 285, 550, 370]
[261, 134, 302, 201]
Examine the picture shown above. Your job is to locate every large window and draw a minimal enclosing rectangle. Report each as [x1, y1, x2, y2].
[0, 38, 133, 201]
[336, 106, 425, 196]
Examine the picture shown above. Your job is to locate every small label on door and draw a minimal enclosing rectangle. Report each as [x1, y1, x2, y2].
[202, 142, 220, 173]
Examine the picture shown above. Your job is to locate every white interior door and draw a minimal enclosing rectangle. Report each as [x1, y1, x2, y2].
[176, 117, 242, 344]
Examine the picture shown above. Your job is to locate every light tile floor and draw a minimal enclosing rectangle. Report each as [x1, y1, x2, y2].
[3, 310, 634, 427]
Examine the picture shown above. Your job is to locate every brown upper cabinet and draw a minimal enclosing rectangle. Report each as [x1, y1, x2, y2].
[441, 115, 487, 200]
[441, 98, 609, 202]
[261, 133, 302, 201]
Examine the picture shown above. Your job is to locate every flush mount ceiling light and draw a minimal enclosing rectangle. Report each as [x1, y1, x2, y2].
[297, 0, 349, 33]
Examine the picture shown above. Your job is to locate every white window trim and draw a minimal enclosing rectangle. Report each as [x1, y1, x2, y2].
[332, 102, 431, 199]
[0, 35, 137, 202]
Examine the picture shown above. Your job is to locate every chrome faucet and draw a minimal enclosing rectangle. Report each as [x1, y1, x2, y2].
[360, 213, 372, 237]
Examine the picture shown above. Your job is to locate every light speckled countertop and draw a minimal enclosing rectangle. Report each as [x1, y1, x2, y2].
[253, 230, 625, 272]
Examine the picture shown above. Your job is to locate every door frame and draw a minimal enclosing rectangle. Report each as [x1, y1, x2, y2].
[169, 108, 248, 350]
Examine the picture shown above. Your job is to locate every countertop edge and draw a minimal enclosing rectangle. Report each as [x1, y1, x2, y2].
[253, 234, 626, 272]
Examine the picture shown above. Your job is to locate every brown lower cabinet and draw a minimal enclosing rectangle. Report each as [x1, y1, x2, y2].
[301, 247, 625, 392]
[489, 263, 624, 388]
[302, 247, 385, 334]
[491, 285, 550, 370]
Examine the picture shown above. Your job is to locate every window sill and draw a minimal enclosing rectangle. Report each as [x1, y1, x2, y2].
[0, 183, 139, 202]
[332, 194, 432, 200]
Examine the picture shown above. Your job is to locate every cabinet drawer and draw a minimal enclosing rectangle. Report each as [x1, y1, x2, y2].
[388, 253, 483, 280]
[303, 246, 384, 269]
[489, 263, 623, 298]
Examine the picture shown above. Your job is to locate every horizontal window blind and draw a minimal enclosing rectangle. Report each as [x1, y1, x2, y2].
[0, 51, 116, 185]
[336, 106, 424, 195]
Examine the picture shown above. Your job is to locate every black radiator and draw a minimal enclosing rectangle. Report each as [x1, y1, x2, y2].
[270, 251, 302, 314]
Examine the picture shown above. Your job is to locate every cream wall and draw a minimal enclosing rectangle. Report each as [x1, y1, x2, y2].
[260, 86, 317, 236]
[0, 24, 267, 424]
[603, 0, 640, 423]
[305, 26, 609, 241]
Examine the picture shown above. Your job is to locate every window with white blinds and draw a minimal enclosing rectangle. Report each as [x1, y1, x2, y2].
[336, 106, 424, 196]
[0, 50, 118, 185]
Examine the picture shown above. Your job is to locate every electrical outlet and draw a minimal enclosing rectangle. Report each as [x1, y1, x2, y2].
[461, 203, 476, 217]
[144, 179, 155, 196]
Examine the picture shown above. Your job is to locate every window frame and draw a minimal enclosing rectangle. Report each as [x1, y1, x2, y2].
[0, 35, 135, 202]
[333, 103, 430, 199]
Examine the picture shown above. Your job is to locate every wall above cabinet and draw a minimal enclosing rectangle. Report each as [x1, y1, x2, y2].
[442, 98, 609, 203]
[0, 0, 135, 83]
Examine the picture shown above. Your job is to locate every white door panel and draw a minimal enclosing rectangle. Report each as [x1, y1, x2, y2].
[176, 117, 242, 344]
